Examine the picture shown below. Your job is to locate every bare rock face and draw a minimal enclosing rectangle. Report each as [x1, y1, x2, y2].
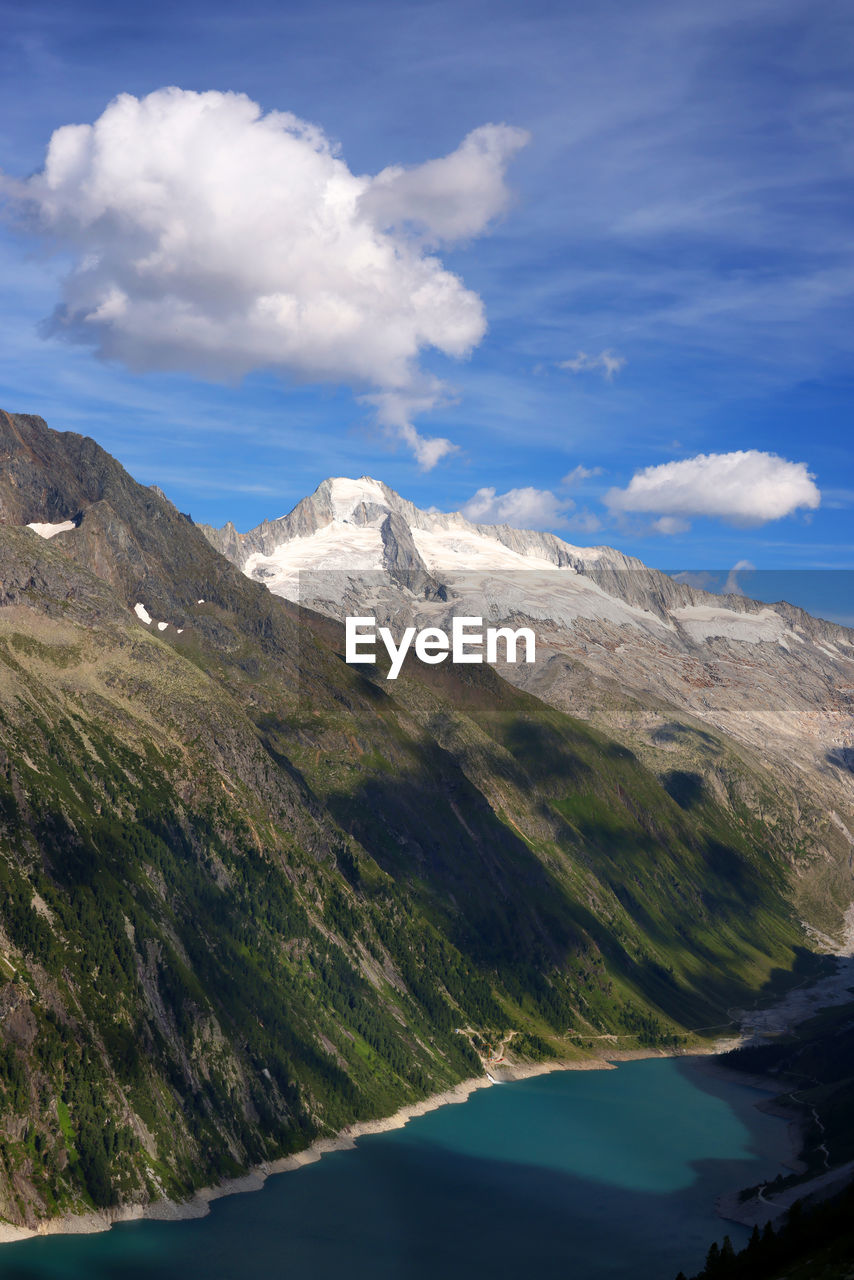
[0, 410, 293, 641]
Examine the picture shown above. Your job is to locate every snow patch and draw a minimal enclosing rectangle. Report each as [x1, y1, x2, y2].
[410, 528, 666, 630]
[245, 523, 385, 602]
[135, 606, 180, 633]
[327, 477, 388, 521]
[26, 520, 76, 539]
[673, 605, 787, 644]
[411, 526, 558, 574]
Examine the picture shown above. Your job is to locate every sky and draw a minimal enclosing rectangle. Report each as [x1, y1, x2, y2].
[1, 0, 853, 595]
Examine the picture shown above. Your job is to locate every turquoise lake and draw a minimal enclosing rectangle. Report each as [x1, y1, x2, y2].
[0, 1058, 793, 1280]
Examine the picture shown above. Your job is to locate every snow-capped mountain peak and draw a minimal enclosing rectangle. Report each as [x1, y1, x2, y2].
[200, 476, 854, 793]
[207, 474, 624, 584]
[324, 476, 392, 522]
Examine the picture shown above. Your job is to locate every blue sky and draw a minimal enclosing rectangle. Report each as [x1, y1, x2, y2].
[1, 0, 852, 591]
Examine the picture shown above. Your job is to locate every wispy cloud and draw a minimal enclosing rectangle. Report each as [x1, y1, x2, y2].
[562, 464, 604, 485]
[723, 558, 755, 594]
[461, 485, 573, 528]
[822, 488, 854, 509]
[558, 350, 626, 381]
[651, 516, 690, 535]
[565, 508, 603, 535]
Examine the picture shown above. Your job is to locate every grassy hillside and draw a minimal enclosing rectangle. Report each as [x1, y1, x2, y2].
[0, 517, 818, 1228]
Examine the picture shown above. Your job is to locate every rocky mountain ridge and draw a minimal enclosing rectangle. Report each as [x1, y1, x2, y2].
[201, 475, 851, 634]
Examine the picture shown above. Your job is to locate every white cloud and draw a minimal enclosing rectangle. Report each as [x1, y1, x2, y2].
[366, 383, 458, 470]
[670, 570, 716, 589]
[559, 350, 626, 380]
[359, 124, 530, 244]
[672, 560, 756, 592]
[3, 88, 528, 467]
[461, 486, 573, 529]
[605, 450, 821, 529]
[723, 559, 755, 595]
[822, 488, 854, 509]
[562, 463, 603, 485]
[565, 508, 603, 534]
[651, 516, 690, 535]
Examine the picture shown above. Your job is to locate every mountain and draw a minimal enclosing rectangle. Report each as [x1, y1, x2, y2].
[0, 411, 846, 1232]
[203, 476, 854, 935]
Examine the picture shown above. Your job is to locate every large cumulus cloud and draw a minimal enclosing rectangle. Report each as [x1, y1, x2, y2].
[4, 88, 528, 466]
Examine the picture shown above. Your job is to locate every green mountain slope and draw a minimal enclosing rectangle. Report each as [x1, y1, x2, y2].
[0, 411, 832, 1229]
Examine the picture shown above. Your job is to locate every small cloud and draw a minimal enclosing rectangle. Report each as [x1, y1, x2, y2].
[366, 384, 458, 471]
[462, 485, 573, 529]
[670, 570, 717, 589]
[559, 349, 626, 381]
[672, 562, 756, 594]
[398, 424, 457, 471]
[565, 508, 603, 534]
[606, 450, 821, 529]
[723, 559, 755, 595]
[822, 488, 854, 509]
[562, 464, 603, 486]
[651, 516, 691, 535]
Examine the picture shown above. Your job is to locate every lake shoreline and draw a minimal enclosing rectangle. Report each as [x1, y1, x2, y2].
[0, 1039, 738, 1245]
[710, 908, 854, 1230]
[4, 909, 852, 1248]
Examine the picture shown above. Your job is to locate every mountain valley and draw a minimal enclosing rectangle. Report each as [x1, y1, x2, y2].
[0, 410, 851, 1231]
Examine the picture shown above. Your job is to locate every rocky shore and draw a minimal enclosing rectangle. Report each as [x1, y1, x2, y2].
[0, 1040, 733, 1245]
